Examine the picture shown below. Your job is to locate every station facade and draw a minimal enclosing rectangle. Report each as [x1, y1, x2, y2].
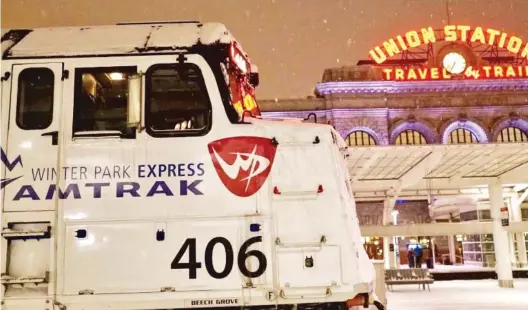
[259, 25, 528, 270]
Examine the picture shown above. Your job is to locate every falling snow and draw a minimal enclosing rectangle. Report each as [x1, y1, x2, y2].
[2, 4, 528, 309]
[2, 0, 528, 100]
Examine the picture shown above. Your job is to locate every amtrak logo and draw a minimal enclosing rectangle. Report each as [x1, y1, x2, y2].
[211, 146, 270, 192]
[208, 137, 277, 197]
[1, 148, 23, 189]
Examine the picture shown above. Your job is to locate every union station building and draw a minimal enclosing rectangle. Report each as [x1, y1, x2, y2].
[259, 25, 528, 277]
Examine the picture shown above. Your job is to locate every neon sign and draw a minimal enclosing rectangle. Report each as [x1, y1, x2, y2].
[369, 25, 528, 64]
[382, 65, 528, 81]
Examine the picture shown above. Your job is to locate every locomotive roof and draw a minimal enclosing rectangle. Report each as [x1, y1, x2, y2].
[1, 21, 242, 59]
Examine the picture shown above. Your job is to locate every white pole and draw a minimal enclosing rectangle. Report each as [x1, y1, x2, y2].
[489, 181, 514, 288]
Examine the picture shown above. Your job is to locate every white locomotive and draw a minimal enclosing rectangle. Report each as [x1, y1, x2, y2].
[1, 21, 380, 310]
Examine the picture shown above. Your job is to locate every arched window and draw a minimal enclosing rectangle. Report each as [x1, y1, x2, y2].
[447, 128, 479, 144]
[442, 120, 488, 144]
[346, 131, 377, 146]
[496, 127, 528, 143]
[394, 130, 427, 145]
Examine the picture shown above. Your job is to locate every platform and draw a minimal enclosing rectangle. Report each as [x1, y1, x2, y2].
[387, 279, 528, 310]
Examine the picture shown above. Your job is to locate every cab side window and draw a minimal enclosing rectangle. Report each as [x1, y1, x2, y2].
[16, 68, 54, 130]
[146, 63, 212, 137]
[72, 66, 136, 134]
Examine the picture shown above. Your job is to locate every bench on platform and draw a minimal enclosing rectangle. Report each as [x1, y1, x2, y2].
[385, 268, 434, 291]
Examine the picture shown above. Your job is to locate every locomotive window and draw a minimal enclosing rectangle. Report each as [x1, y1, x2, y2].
[145, 63, 212, 137]
[72, 66, 137, 134]
[16, 68, 54, 130]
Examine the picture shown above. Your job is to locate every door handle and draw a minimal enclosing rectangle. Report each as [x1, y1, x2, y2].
[41, 131, 58, 146]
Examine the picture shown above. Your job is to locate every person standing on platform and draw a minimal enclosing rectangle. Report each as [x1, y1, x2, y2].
[406, 240, 415, 268]
[413, 242, 423, 268]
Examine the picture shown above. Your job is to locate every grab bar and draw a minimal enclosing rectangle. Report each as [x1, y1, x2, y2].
[279, 287, 332, 299]
[275, 235, 327, 248]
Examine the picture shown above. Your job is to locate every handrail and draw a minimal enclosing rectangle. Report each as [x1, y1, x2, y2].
[279, 287, 332, 299]
[275, 235, 327, 248]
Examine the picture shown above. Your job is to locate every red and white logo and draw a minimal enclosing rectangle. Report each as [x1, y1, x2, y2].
[208, 136, 278, 197]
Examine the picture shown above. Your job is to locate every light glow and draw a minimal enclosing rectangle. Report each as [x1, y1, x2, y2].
[230, 43, 249, 74]
[109, 72, 124, 80]
[19, 141, 32, 149]
[233, 94, 259, 116]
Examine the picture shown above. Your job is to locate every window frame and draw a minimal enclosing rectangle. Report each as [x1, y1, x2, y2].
[345, 130, 377, 147]
[144, 62, 213, 138]
[497, 126, 528, 143]
[72, 65, 138, 136]
[16, 67, 55, 130]
[394, 129, 427, 145]
[447, 128, 479, 144]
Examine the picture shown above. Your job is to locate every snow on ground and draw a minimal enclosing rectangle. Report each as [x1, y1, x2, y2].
[386, 279, 528, 310]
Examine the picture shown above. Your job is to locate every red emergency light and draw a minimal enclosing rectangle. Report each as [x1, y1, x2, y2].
[230, 42, 249, 74]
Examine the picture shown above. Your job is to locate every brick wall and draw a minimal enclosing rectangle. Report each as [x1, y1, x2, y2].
[394, 200, 432, 224]
[333, 115, 389, 144]
[356, 200, 431, 226]
[356, 201, 384, 225]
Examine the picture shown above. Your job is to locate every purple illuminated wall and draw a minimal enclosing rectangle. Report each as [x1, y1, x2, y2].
[262, 78, 528, 145]
[316, 79, 528, 95]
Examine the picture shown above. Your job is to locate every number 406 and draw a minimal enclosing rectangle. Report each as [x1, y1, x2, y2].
[171, 236, 267, 279]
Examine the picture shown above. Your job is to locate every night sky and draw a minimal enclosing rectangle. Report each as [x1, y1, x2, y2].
[2, 0, 528, 99]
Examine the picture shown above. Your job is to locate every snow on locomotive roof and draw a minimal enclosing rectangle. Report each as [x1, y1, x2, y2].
[2, 22, 238, 58]
[1, 28, 14, 55]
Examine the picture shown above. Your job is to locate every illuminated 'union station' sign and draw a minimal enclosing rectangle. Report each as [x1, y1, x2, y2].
[369, 25, 528, 64]
[368, 25, 528, 81]
[381, 65, 528, 81]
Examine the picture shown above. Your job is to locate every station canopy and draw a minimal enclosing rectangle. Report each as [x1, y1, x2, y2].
[347, 142, 528, 197]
